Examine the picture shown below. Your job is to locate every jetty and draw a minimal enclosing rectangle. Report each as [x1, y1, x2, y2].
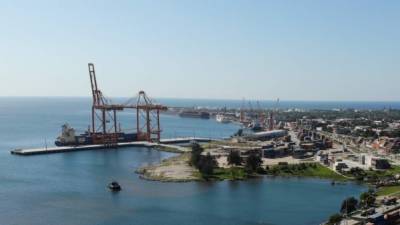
[159, 137, 217, 144]
[10, 137, 216, 156]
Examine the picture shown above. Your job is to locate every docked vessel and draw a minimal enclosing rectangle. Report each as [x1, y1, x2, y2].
[216, 114, 230, 123]
[55, 124, 137, 146]
[179, 110, 210, 119]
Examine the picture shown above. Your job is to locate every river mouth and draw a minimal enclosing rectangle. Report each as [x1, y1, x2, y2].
[2, 147, 366, 225]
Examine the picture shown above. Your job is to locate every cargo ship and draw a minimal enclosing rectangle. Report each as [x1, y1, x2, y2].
[55, 124, 137, 146]
[179, 110, 210, 119]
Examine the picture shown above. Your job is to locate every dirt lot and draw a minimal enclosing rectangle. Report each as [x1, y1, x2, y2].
[136, 153, 200, 182]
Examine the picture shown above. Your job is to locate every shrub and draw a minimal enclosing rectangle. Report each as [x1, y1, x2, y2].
[198, 153, 218, 176]
[340, 197, 358, 214]
[327, 213, 342, 225]
[190, 142, 203, 168]
[227, 150, 242, 166]
[359, 192, 375, 208]
[245, 153, 262, 173]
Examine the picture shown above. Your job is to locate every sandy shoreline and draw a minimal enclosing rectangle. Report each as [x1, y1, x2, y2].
[136, 153, 201, 182]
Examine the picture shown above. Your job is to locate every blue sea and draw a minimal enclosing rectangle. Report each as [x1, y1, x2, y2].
[0, 97, 369, 225]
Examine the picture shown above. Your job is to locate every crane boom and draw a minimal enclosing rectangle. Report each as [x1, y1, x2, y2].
[87, 63, 167, 143]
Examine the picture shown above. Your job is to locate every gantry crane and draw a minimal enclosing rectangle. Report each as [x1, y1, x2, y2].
[88, 63, 167, 144]
[136, 91, 167, 141]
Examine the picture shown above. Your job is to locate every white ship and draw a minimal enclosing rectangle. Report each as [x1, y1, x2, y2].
[216, 114, 231, 123]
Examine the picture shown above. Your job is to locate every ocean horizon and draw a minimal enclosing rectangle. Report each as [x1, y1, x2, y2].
[1, 96, 399, 110]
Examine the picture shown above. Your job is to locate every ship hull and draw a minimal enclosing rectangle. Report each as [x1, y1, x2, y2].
[179, 111, 210, 119]
[55, 132, 137, 146]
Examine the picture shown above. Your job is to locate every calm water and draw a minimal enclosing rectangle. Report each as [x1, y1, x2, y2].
[0, 98, 366, 225]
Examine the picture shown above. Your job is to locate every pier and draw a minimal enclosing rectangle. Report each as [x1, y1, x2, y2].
[10, 137, 215, 156]
[159, 137, 217, 144]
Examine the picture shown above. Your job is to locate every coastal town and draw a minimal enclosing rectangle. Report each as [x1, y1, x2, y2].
[2, 1, 399, 225]
[139, 105, 400, 225]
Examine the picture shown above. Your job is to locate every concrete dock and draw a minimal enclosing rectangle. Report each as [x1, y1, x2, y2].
[10, 137, 215, 156]
[159, 137, 216, 144]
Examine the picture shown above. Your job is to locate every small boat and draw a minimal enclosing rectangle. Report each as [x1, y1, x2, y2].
[108, 181, 121, 191]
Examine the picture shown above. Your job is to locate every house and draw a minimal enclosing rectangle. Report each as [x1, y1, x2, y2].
[262, 145, 289, 158]
[384, 138, 400, 153]
[359, 154, 391, 170]
[315, 153, 329, 165]
[293, 148, 315, 159]
[370, 137, 400, 153]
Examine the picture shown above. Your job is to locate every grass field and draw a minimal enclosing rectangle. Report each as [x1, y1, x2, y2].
[266, 163, 349, 181]
[379, 165, 400, 176]
[364, 165, 400, 178]
[197, 167, 249, 180]
[377, 185, 400, 196]
[201, 163, 349, 181]
[343, 165, 400, 182]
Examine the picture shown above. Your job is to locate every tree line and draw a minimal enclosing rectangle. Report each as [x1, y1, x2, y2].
[190, 143, 264, 178]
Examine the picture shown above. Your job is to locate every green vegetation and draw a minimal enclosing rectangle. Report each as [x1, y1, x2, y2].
[198, 153, 218, 176]
[377, 185, 400, 196]
[329, 191, 378, 223]
[328, 190, 378, 224]
[198, 167, 249, 180]
[191, 147, 262, 181]
[191, 143, 257, 181]
[265, 163, 348, 181]
[327, 213, 342, 225]
[227, 150, 242, 166]
[190, 143, 218, 177]
[190, 143, 203, 168]
[379, 165, 400, 176]
[340, 197, 358, 214]
[277, 109, 400, 123]
[245, 153, 263, 173]
[343, 166, 400, 182]
[359, 190, 376, 208]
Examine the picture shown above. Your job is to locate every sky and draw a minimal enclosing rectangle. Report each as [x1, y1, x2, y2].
[0, 0, 399, 101]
